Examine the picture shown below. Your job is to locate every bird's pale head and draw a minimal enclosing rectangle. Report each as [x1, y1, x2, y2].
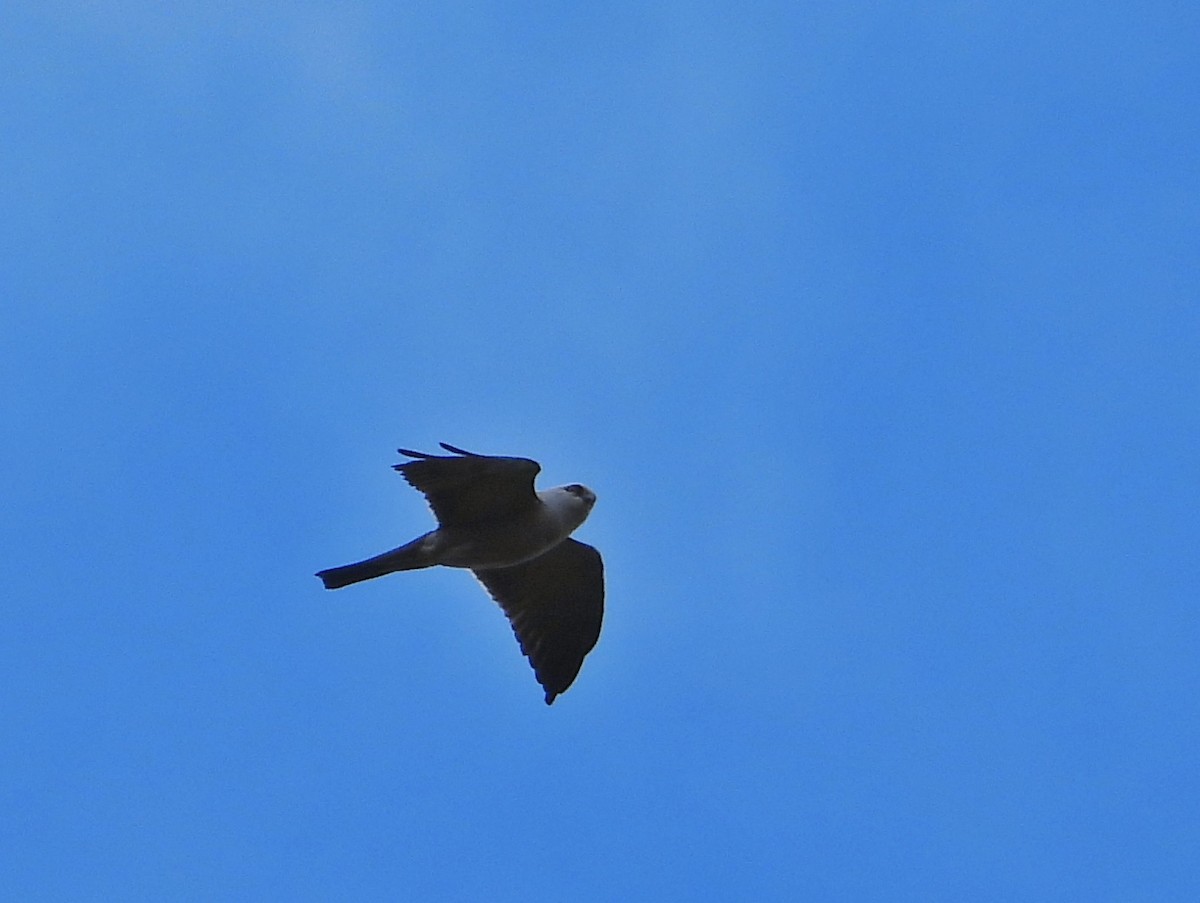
[562, 483, 596, 509]
[541, 483, 597, 533]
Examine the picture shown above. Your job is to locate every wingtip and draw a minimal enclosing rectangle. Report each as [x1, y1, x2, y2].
[544, 691, 557, 705]
[396, 444, 478, 459]
[438, 442, 479, 456]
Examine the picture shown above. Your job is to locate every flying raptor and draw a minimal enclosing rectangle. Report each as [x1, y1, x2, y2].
[316, 443, 604, 704]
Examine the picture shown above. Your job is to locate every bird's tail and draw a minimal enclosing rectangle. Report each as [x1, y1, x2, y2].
[316, 534, 434, 589]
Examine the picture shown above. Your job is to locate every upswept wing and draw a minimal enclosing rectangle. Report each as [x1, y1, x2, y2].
[394, 443, 541, 528]
[473, 538, 604, 705]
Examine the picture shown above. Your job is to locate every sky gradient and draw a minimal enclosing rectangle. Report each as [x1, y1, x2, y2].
[3, 2, 1198, 899]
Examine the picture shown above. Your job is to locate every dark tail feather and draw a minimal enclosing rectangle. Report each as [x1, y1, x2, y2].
[316, 535, 432, 589]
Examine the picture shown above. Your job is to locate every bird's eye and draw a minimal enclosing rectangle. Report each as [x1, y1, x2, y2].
[566, 484, 583, 495]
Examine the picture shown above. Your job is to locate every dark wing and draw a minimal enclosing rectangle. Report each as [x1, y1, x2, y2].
[473, 538, 604, 704]
[394, 443, 541, 528]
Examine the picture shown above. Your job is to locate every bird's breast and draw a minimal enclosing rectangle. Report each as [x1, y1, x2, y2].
[433, 506, 570, 569]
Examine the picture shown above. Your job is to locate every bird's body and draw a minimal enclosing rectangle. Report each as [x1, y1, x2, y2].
[316, 488, 584, 584]
[317, 444, 604, 704]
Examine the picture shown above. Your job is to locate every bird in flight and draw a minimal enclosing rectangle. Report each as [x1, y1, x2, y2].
[316, 443, 604, 704]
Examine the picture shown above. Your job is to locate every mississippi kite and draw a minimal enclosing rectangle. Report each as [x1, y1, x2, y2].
[316, 443, 604, 704]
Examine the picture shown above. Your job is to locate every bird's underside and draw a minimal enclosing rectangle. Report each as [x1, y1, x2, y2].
[316, 443, 604, 704]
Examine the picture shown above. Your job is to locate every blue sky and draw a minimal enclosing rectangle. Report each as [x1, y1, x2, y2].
[3, 2, 1197, 899]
